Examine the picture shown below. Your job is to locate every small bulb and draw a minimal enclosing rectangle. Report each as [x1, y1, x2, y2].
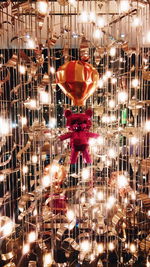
[68, 0, 77, 7]
[43, 252, 53, 266]
[22, 165, 28, 174]
[98, 79, 104, 88]
[40, 91, 49, 104]
[108, 242, 115, 251]
[111, 77, 117, 84]
[19, 65, 26, 74]
[108, 99, 115, 108]
[97, 136, 104, 145]
[89, 197, 96, 205]
[66, 209, 75, 221]
[21, 117, 27, 126]
[89, 138, 96, 146]
[131, 191, 136, 200]
[132, 16, 141, 27]
[80, 195, 86, 204]
[97, 191, 104, 201]
[132, 78, 139, 88]
[89, 11, 96, 22]
[129, 243, 136, 253]
[109, 47, 116, 57]
[117, 175, 128, 188]
[106, 196, 116, 208]
[42, 175, 52, 188]
[0, 118, 10, 135]
[97, 17, 105, 28]
[145, 121, 150, 132]
[105, 70, 112, 78]
[97, 243, 104, 254]
[51, 163, 59, 174]
[147, 210, 150, 217]
[80, 240, 91, 252]
[37, 1, 48, 15]
[28, 231, 36, 243]
[79, 11, 88, 23]
[102, 114, 110, 123]
[82, 168, 90, 181]
[23, 243, 30, 254]
[108, 148, 116, 158]
[93, 29, 103, 39]
[120, 0, 130, 12]
[0, 174, 5, 182]
[27, 39, 36, 49]
[130, 136, 139, 145]
[50, 66, 55, 74]
[118, 91, 128, 103]
[32, 155, 38, 164]
[48, 118, 56, 128]
[2, 221, 14, 236]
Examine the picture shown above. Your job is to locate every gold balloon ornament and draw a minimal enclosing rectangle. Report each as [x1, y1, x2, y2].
[56, 60, 99, 106]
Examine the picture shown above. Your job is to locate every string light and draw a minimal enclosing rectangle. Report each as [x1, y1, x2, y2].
[93, 29, 103, 39]
[22, 244, 30, 255]
[108, 242, 115, 251]
[37, 1, 48, 16]
[80, 240, 91, 253]
[19, 65, 26, 74]
[97, 243, 104, 254]
[132, 78, 139, 88]
[118, 91, 128, 103]
[120, 0, 130, 12]
[28, 231, 37, 243]
[82, 167, 90, 181]
[109, 47, 116, 57]
[66, 209, 75, 221]
[97, 17, 105, 28]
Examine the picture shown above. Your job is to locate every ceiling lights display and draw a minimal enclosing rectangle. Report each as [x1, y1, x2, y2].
[0, 0, 150, 266]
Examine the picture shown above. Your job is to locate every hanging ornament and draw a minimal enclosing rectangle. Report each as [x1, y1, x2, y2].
[59, 109, 99, 164]
[56, 61, 99, 106]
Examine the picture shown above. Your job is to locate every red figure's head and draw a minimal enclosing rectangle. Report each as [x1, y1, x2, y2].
[64, 109, 92, 131]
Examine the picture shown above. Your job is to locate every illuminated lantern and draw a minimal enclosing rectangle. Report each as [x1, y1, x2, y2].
[56, 60, 99, 106]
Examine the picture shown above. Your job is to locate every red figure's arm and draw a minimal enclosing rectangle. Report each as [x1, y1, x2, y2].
[59, 132, 72, 141]
[87, 132, 99, 138]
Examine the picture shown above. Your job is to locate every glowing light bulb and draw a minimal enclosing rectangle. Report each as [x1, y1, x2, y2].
[146, 31, 150, 42]
[108, 99, 115, 108]
[80, 240, 91, 252]
[132, 16, 141, 27]
[97, 136, 104, 145]
[97, 191, 104, 201]
[79, 11, 88, 23]
[109, 47, 116, 57]
[37, 1, 48, 15]
[117, 174, 128, 188]
[40, 91, 49, 104]
[89, 11, 96, 23]
[106, 70, 112, 78]
[2, 221, 14, 236]
[23, 243, 30, 254]
[102, 114, 110, 123]
[131, 191, 136, 200]
[51, 163, 59, 174]
[132, 78, 139, 88]
[42, 175, 51, 188]
[22, 165, 28, 174]
[0, 174, 5, 182]
[108, 242, 115, 251]
[130, 136, 139, 145]
[68, 0, 77, 8]
[120, 0, 130, 12]
[89, 197, 96, 205]
[32, 155, 38, 164]
[19, 65, 26, 74]
[66, 209, 75, 221]
[129, 243, 136, 253]
[118, 91, 128, 103]
[106, 196, 116, 208]
[28, 231, 36, 243]
[108, 148, 116, 158]
[97, 243, 104, 254]
[93, 29, 103, 39]
[27, 39, 36, 49]
[50, 66, 55, 74]
[48, 118, 56, 128]
[89, 138, 96, 146]
[43, 252, 53, 266]
[111, 77, 117, 84]
[82, 168, 90, 181]
[98, 79, 104, 88]
[97, 17, 105, 28]
[21, 117, 27, 126]
[145, 121, 150, 132]
[147, 210, 150, 217]
[0, 118, 10, 135]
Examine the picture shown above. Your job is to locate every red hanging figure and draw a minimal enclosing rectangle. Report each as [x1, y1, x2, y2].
[59, 109, 99, 164]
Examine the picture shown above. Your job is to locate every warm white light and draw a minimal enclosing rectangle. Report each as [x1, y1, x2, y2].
[93, 29, 103, 39]
[107, 196, 116, 208]
[132, 78, 139, 88]
[129, 243, 136, 253]
[108, 148, 116, 158]
[32, 155, 38, 164]
[147, 210, 150, 217]
[80, 240, 91, 252]
[117, 174, 128, 188]
[97, 136, 104, 145]
[109, 47, 116, 57]
[27, 39, 36, 49]
[66, 209, 75, 221]
[48, 118, 56, 128]
[21, 117, 27, 126]
[130, 136, 139, 145]
[96, 191, 104, 201]
[82, 168, 90, 181]
[42, 175, 51, 188]
[98, 79, 104, 88]
[108, 99, 115, 108]
[146, 31, 150, 42]
[97, 17, 105, 28]
[120, 0, 130, 12]
[102, 114, 110, 123]
[131, 191, 136, 200]
[19, 65, 26, 74]
[51, 163, 59, 174]
[89, 12, 96, 23]
[28, 231, 36, 243]
[37, 1, 48, 15]
[2, 221, 14, 236]
[40, 91, 49, 104]
[23, 243, 30, 255]
[22, 165, 28, 174]
[110, 115, 117, 122]
[80, 195, 86, 204]
[68, 0, 77, 8]
[43, 252, 53, 266]
[0, 118, 10, 135]
[118, 91, 128, 103]
[79, 11, 88, 23]
[97, 243, 104, 254]
[108, 242, 115, 251]
[111, 77, 117, 84]
[50, 66, 55, 74]
[106, 70, 112, 78]
[132, 17, 141, 27]
[145, 121, 150, 132]
[89, 197, 96, 205]
[0, 174, 5, 182]
[89, 138, 96, 146]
